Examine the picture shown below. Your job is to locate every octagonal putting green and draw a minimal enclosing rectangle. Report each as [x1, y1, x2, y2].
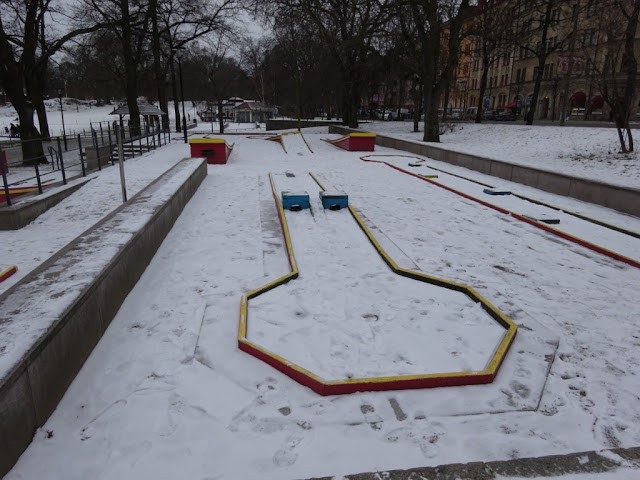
[238, 173, 517, 395]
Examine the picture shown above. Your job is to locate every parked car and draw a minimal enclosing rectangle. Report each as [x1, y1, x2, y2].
[482, 109, 498, 120]
[464, 107, 478, 119]
[496, 111, 516, 121]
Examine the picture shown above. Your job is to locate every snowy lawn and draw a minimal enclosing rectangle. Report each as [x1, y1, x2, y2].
[4, 130, 640, 480]
[364, 120, 640, 190]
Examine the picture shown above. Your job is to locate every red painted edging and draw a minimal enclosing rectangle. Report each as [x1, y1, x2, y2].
[365, 157, 640, 270]
[240, 339, 494, 396]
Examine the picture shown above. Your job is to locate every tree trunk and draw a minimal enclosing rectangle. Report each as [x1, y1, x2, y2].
[348, 80, 360, 129]
[442, 82, 450, 122]
[170, 61, 181, 132]
[27, 69, 51, 141]
[15, 99, 48, 165]
[34, 99, 50, 141]
[150, 0, 169, 131]
[525, 2, 553, 126]
[422, 80, 440, 142]
[121, 0, 141, 138]
[341, 82, 350, 127]
[475, 55, 490, 123]
[218, 100, 225, 134]
[525, 58, 546, 125]
[617, 2, 640, 152]
[425, 89, 441, 142]
[412, 81, 422, 133]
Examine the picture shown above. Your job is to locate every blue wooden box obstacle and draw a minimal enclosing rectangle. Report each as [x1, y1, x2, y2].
[281, 191, 310, 211]
[320, 191, 348, 210]
[483, 188, 511, 195]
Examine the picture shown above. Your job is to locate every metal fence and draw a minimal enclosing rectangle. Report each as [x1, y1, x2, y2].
[0, 125, 171, 207]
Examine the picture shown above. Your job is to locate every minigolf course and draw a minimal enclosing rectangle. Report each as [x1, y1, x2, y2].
[237, 171, 520, 395]
[361, 154, 640, 269]
[189, 138, 234, 164]
[265, 130, 314, 154]
[325, 132, 376, 151]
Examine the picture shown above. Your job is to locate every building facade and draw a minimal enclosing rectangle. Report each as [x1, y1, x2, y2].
[465, 0, 640, 120]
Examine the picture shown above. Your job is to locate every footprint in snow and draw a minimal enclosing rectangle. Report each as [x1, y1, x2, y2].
[273, 434, 305, 467]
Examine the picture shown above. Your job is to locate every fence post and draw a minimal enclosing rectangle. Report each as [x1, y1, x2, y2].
[108, 128, 115, 165]
[78, 134, 86, 177]
[0, 146, 11, 207]
[116, 127, 127, 203]
[139, 133, 143, 156]
[34, 162, 43, 194]
[100, 123, 104, 144]
[57, 137, 67, 185]
[92, 131, 102, 171]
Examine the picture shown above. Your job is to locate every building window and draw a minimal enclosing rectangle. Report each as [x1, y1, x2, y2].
[517, 68, 527, 83]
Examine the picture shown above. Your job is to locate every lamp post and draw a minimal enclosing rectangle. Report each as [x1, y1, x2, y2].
[176, 50, 188, 143]
[56, 87, 67, 150]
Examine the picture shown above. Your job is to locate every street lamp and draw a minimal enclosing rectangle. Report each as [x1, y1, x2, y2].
[175, 49, 188, 143]
[56, 87, 67, 150]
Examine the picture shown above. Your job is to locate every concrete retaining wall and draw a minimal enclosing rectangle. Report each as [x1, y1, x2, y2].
[0, 179, 92, 230]
[329, 126, 640, 217]
[0, 158, 206, 477]
[267, 119, 346, 131]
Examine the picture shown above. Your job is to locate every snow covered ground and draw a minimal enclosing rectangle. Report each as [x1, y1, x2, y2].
[364, 120, 640, 190]
[2, 108, 640, 479]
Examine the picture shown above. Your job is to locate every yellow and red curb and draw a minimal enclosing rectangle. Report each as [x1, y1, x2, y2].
[265, 133, 288, 153]
[360, 155, 640, 270]
[0, 266, 17, 283]
[238, 172, 517, 396]
[1, 185, 52, 203]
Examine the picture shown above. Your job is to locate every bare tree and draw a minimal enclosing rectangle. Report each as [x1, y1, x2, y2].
[191, 38, 243, 133]
[400, 0, 470, 142]
[585, 0, 640, 152]
[507, 0, 573, 125]
[468, 0, 512, 123]
[80, 0, 153, 137]
[240, 37, 272, 104]
[0, 0, 108, 164]
[258, 0, 394, 128]
[155, 0, 240, 132]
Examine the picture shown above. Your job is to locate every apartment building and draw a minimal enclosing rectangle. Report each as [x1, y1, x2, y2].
[466, 0, 640, 120]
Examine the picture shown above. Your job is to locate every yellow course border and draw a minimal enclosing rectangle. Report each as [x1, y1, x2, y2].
[280, 130, 314, 154]
[265, 133, 288, 153]
[188, 138, 226, 144]
[237, 172, 517, 396]
[0, 265, 17, 283]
